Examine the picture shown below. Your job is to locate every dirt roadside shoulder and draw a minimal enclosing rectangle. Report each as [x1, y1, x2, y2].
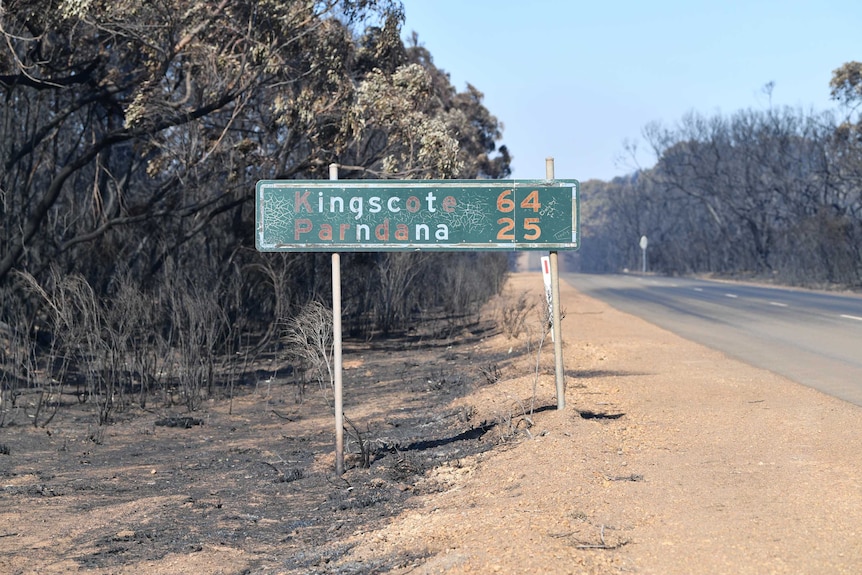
[337, 272, 862, 574]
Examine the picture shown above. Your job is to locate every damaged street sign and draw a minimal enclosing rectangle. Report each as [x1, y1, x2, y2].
[256, 179, 579, 252]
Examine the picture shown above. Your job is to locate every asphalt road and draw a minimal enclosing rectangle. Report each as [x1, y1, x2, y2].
[564, 273, 862, 407]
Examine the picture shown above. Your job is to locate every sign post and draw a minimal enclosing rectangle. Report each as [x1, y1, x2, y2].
[546, 158, 566, 410]
[257, 175, 580, 472]
[330, 164, 344, 476]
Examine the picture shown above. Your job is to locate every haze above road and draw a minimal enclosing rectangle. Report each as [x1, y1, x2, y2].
[565, 273, 862, 407]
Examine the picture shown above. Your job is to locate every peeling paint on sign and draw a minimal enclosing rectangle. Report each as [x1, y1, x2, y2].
[256, 180, 579, 252]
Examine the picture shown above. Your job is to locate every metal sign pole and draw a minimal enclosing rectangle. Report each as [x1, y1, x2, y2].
[546, 157, 566, 410]
[330, 163, 344, 475]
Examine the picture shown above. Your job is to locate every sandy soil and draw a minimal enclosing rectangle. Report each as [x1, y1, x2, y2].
[1, 272, 861, 574]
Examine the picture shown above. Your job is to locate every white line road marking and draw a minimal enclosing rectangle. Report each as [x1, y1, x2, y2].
[840, 314, 862, 321]
[694, 288, 703, 292]
[769, 302, 788, 307]
[725, 293, 738, 298]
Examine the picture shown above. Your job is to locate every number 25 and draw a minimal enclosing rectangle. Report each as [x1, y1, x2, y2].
[497, 217, 541, 240]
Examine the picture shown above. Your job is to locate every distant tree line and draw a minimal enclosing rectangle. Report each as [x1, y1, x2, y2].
[573, 66, 862, 289]
[0, 0, 512, 425]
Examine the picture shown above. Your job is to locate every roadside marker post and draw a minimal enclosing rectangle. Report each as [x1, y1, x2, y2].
[540, 255, 553, 340]
[256, 164, 579, 473]
[640, 235, 648, 275]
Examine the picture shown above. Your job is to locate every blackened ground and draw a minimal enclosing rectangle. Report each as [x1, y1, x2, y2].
[0, 319, 513, 575]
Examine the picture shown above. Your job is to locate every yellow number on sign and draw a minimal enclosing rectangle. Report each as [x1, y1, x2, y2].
[523, 217, 541, 240]
[520, 190, 541, 212]
[496, 190, 515, 213]
[497, 217, 515, 240]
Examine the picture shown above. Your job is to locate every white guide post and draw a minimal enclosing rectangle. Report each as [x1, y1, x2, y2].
[329, 163, 344, 475]
[640, 235, 648, 275]
[541, 255, 553, 341]
[546, 157, 566, 410]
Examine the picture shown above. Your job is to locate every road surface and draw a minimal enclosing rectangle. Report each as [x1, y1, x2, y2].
[564, 273, 862, 407]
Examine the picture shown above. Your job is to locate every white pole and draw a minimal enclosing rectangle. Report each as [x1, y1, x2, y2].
[640, 235, 648, 275]
[546, 157, 566, 410]
[330, 163, 344, 476]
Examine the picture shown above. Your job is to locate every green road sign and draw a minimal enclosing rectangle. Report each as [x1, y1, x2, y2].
[255, 179, 579, 251]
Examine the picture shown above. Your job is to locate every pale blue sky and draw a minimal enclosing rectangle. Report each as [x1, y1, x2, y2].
[400, 0, 861, 182]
